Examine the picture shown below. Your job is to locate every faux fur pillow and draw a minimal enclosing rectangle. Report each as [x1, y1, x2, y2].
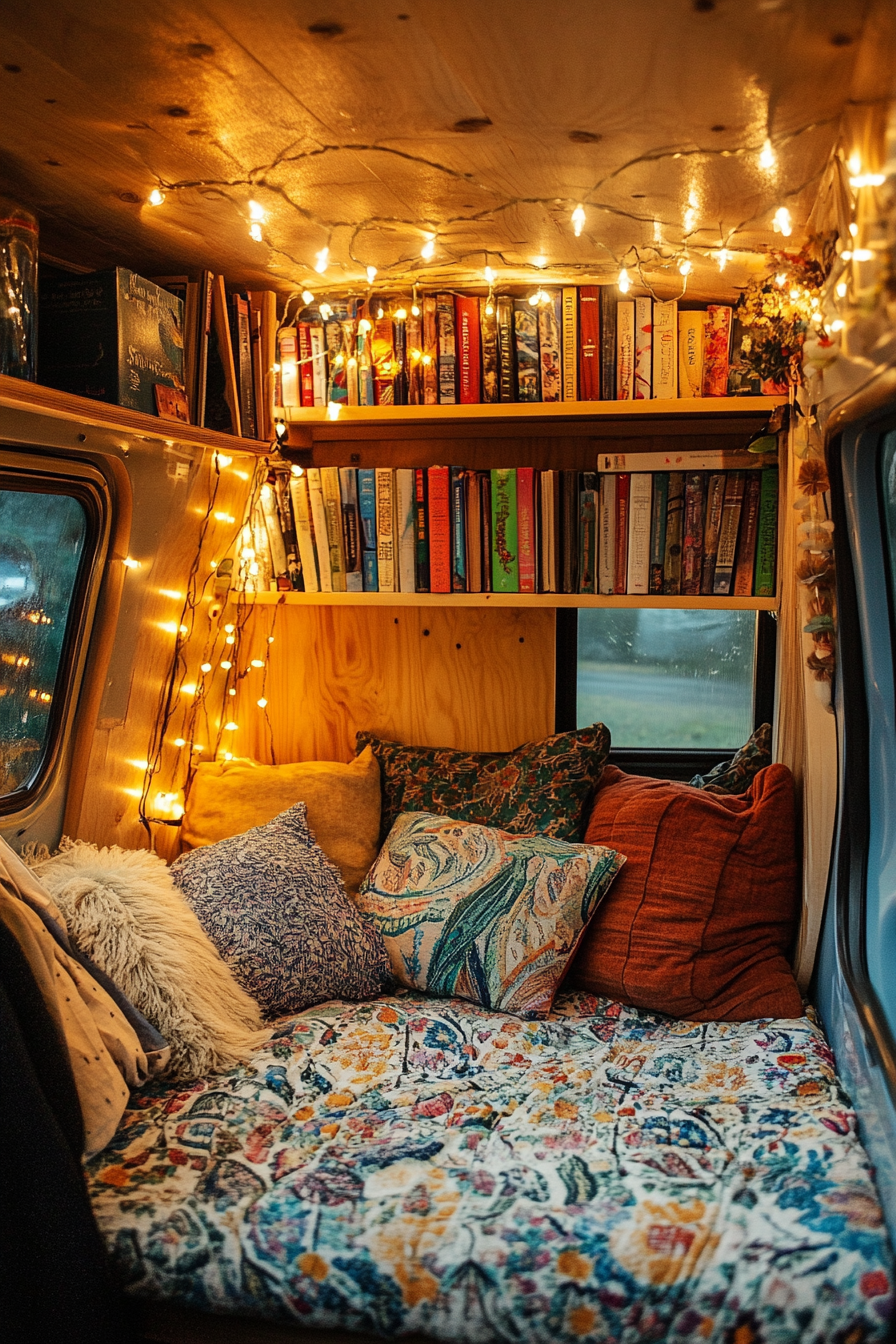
[28, 840, 266, 1080]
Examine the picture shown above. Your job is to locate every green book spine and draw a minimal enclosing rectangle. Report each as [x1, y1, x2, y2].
[754, 468, 779, 596]
[490, 468, 519, 592]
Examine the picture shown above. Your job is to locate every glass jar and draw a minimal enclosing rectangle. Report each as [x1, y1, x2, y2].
[0, 197, 38, 380]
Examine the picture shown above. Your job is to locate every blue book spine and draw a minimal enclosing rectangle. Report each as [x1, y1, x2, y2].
[450, 466, 466, 592]
[363, 551, 379, 591]
[358, 468, 379, 590]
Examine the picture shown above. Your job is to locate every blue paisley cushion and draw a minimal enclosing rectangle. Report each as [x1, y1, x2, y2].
[356, 811, 624, 1018]
[171, 803, 389, 1020]
[690, 722, 772, 793]
[356, 723, 611, 844]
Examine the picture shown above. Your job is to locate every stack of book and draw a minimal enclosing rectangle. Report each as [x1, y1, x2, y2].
[277, 291, 761, 411]
[248, 453, 778, 600]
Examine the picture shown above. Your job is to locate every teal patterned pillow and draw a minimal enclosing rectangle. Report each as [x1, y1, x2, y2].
[356, 723, 611, 844]
[689, 722, 773, 795]
[356, 811, 624, 1018]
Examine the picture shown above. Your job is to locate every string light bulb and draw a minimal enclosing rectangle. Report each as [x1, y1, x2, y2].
[571, 205, 586, 237]
[759, 138, 777, 170]
[421, 236, 436, 260]
[836, 281, 848, 298]
[318, 301, 332, 320]
[394, 307, 407, 320]
[484, 266, 496, 285]
[618, 267, 631, 294]
[715, 248, 729, 272]
[772, 207, 792, 237]
[122, 555, 140, 569]
[257, 697, 268, 709]
[775, 273, 787, 287]
[220, 659, 233, 670]
[326, 401, 342, 421]
[249, 200, 266, 221]
[249, 223, 263, 242]
[148, 188, 165, 206]
[173, 737, 186, 748]
[224, 721, 238, 732]
[301, 289, 315, 305]
[200, 662, 212, 673]
[314, 247, 329, 274]
[366, 265, 377, 284]
[847, 151, 862, 176]
[679, 257, 692, 276]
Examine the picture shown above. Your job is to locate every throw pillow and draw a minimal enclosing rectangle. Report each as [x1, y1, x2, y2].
[181, 745, 381, 895]
[570, 764, 801, 1020]
[689, 722, 772, 794]
[357, 723, 611, 844]
[356, 811, 624, 1018]
[29, 840, 266, 1079]
[171, 802, 390, 1021]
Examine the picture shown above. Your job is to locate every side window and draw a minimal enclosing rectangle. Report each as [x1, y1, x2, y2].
[0, 482, 92, 804]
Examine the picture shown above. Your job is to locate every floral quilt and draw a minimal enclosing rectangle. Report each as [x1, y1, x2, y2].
[86, 991, 893, 1343]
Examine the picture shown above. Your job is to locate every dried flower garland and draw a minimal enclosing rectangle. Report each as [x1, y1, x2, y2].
[734, 242, 833, 389]
[793, 408, 835, 694]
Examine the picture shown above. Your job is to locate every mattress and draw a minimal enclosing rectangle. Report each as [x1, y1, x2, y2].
[86, 991, 893, 1342]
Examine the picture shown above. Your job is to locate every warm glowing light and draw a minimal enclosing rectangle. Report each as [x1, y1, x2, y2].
[759, 138, 776, 170]
[220, 660, 233, 670]
[314, 246, 329, 273]
[223, 751, 233, 761]
[225, 634, 235, 645]
[421, 238, 435, 260]
[358, 318, 372, 335]
[224, 622, 235, 634]
[840, 250, 852, 261]
[173, 737, 186, 748]
[411, 303, 420, 316]
[148, 188, 165, 206]
[849, 222, 859, 237]
[319, 302, 332, 320]
[291, 464, 304, 477]
[129, 758, 150, 771]
[484, 266, 496, 284]
[533, 255, 547, 268]
[267, 636, 275, 644]
[200, 662, 212, 673]
[233, 470, 249, 481]
[848, 152, 862, 176]
[178, 624, 188, 635]
[422, 353, 432, 366]
[122, 555, 140, 569]
[836, 281, 848, 298]
[715, 248, 729, 272]
[485, 302, 494, 317]
[249, 199, 266, 221]
[159, 621, 179, 635]
[171, 803, 185, 820]
[376, 305, 384, 319]
[850, 172, 886, 189]
[334, 352, 345, 367]
[214, 512, 235, 524]
[683, 207, 696, 234]
[301, 289, 314, 305]
[181, 682, 196, 696]
[789, 288, 801, 300]
[257, 697, 268, 709]
[123, 787, 142, 798]
[224, 721, 239, 731]
[210, 560, 218, 569]
[249, 222, 263, 242]
[679, 257, 692, 276]
[775, 273, 787, 287]
[366, 265, 377, 284]
[193, 744, 204, 753]
[772, 207, 792, 237]
[571, 204, 586, 237]
[215, 454, 233, 471]
[618, 268, 631, 294]
[228, 687, 236, 696]
[326, 401, 342, 421]
[394, 307, 407, 320]
[852, 248, 874, 262]
[527, 291, 540, 306]
[831, 319, 845, 331]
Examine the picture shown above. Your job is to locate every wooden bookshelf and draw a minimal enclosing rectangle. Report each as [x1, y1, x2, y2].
[0, 374, 273, 457]
[240, 591, 778, 611]
[282, 396, 783, 426]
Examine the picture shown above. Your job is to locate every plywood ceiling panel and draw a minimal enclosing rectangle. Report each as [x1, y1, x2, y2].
[0, 0, 893, 302]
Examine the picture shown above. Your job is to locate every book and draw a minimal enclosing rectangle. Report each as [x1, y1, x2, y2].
[700, 472, 726, 595]
[343, 318, 359, 405]
[540, 469, 560, 593]
[597, 448, 763, 473]
[648, 472, 668, 593]
[465, 471, 483, 593]
[598, 474, 617, 595]
[289, 469, 319, 593]
[260, 473, 288, 581]
[652, 299, 678, 398]
[321, 466, 347, 592]
[626, 473, 652, 594]
[271, 466, 300, 589]
[428, 466, 451, 593]
[634, 296, 652, 399]
[514, 300, 541, 402]
[358, 468, 379, 591]
[561, 288, 578, 401]
[681, 472, 706, 596]
[456, 296, 481, 404]
[323, 316, 348, 404]
[306, 468, 333, 592]
[339, 467, 363, 592]
[713, 471, 746, 595]
[414, 468, 430, 592]
[616, 299, 636, 399]
[231, 294, 257, 437]
[599, 287, 617, 400]
[491, 469, 519, 592]
[613, 472, 630, 593]
[372, 317, 395, 405]
[561, 470, 579, 593]
[733, 471, 762, 596]
[309, 321, 326, 407]
[249, 306, 264, 435]
[298, 319, 314, 406]
[406, 311, 424, 404]
[207, 275, 241, 435]
[480, 472, 493, 592]
[153, 384, 189, 422]
[702, 305, 733, 397]
[436, 294, 457, 404]
[392, 314, 409, 406]
[678, 310, 705, 399]
[357, 319, 375, 406]
[480, 298, 499, 403]
[395, 468, 416, 592]
[422, 296, 439, 404]
[450, 466, 467, 592]
[496, 296, 515, 402]
[278, 325, 299, 408]
[578, 286, 600, 400]
[375, 467, 396, 592]
[663, 472, 685, 594]
[754, 469, 779, 596]
[538, 291, 562, 402]
[578, 483, 597, 594]
[517, 467, 537, 592]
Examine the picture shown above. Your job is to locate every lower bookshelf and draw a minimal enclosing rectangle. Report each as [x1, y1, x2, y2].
[237, 591, 777, 610]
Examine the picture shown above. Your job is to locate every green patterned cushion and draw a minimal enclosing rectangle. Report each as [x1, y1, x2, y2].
[356, 723, 611, 844]
[689, 722, 773, 795]
[356, 811, 624, 1018]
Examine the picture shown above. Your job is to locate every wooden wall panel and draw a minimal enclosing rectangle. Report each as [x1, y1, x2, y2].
[233, 604, 556, 767]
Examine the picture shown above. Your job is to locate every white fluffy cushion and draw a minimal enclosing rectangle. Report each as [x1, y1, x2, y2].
[28, 840, 266, 1080]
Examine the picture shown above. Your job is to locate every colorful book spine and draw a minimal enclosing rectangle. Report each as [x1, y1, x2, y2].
[306, 468, 333, 592]
[678, 310, 704, 398]
[395, 467, 416, 592]
[700, 472, 726, 595]
[465, 471, 483, 593]
[372, 317, 395, 405]
[496, 296, 515, 402]
[599, 287, 617, 400]
[648, 472, 668, 594]
[479, 472, 492, 592]
[480, 298, 499, 403]
[491, 468, 519, 592]
[456, 296, 481, 404]
[616, 299, 636, 400]
[561, 287, 578, 401]
[713, 471, 746, 595]
[338, 466, 363, 592]
[514, 300, 541, 402]
[321, 466, 347, 592]
[754, 469, 779, 596]
[358, 468, 378, 591]
[344, 319, 359, 406]
[626, 472, 652, 594]
[450, 466, 467, 592]
[324, 318, 347, 404]
[278, 326, 299, 407]
[414, 467, 430, 591]
[702, 305, 733, 396]
[428, 466, 451, 594]
[260, 473, 288, 580]
[436, 293, 457, 404]
[634, 296, 652, 399]
[375, 467, 396, 592]
[662, 472, 685, 594]
[578, 485, 597, 594]
[597, 448, 763, 473]
[652, 300, 678, 398]
[681, 472, 706, 596]
[406, 311, 424, 404]
[578, 286, 600, 400]
[392, 313, 408, 406]
[422, 297, 439, 404]
[517, 467, 537, 593]
[733, 471, 762, 596]
[309, 323, 326, 406]
[540, 469, 559, 594]
[289, 470, 319, 593]
[598, 474, 616, 595]
[298, 321, 314, 406]
[613, 472, 630, 594]
[538, 292, 562, 403]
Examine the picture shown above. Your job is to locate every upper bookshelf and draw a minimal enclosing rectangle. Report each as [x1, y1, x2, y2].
[282, 396, 783, 426]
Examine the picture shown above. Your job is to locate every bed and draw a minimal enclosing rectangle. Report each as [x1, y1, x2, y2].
[86, 989, 893, 1344]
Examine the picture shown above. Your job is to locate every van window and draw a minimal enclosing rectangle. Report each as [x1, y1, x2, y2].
[0, 483, 90, 801]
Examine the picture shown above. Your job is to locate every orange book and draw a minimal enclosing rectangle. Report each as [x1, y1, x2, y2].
[427, 466, 451, 593]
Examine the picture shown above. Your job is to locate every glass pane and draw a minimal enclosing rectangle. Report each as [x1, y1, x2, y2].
[0, 488, 88, 798]
[883, 432, 896, 599]
[576, 609, 756, 749]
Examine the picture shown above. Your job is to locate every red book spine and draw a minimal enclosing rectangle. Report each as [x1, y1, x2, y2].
[578, 286, 600, 401]
[427, 466, 451, 593]
[733, 471, 762, 595]
[614, 472, 630, 594]
[298, 323, 314, 406]
[456, 296, 482, 404]
[517, 467, 536, 592]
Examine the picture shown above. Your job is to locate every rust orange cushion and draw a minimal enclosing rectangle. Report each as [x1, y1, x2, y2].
[570, 764, 801, 1021]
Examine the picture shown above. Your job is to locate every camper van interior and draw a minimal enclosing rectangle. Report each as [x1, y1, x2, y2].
[2, 4, 896, 1342]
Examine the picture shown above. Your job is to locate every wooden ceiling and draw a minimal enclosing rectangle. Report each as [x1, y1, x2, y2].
[1, 0, 894, 302]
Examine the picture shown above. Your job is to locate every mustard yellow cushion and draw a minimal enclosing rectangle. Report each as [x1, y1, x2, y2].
[181, 747, 381, 895]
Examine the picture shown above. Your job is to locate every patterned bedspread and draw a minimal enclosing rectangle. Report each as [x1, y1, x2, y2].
[86, 992, 893, 1343]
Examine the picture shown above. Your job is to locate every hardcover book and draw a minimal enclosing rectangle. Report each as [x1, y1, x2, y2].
[713, 471, 746, 595]
[754, 469, 779, 596]
[414, 467, 430, 592]
[538, 292, 562, 403]
[232, 294, 258, 437]
[465, 471, 483, 593]
[358, 468, 379, 591]
[517, 467, 537, 593]
[277, 325, 299, 409]
[339, 466, 363, 592]
[324, 317, 348, 404]
[456, 296, 482, 404]
[356, 320, 374, 407]
[272, 466, 300, 589]
[616, 299, 636, 400]
[561, 288, 578, 401]
[652, 300, 678, 398]
[297, 319, 315, 407]
[321, 466, 347, 592]
[427, 466, 452, 594]
[306, 468, 333, 592]
[436, 294, 457, 404]
[578, 286, 600, 400]
[480, 298, 499, 403]
[702, 305, 733, 397]
[480, 472, 493, 592]
[733, 471, 762, 596]
[681, 472, 706, 596]
[540, 469, 560, 593]
[626, 472, 652, 594]
[406, 312, 424, 404]
[259, 474, 288, 581]
[678, 310, 705, 399]
[491, 469, 520, 592]
[422, 297, 439, 404]
[372, 317, 396, 405]
[375, 467, 396, 592]
[496, 296, 516, 402]
[561, 471, 580, 593]
[599, 288, 617, 400]
[634, 296, 653, 399]
[662, 472, 685, 594]
[578, 482, 597, 594]
[450, 466, 467, 592]
[208, 275, 241, 435]
[700, 472, 726, 595]
[396, 468, 416, 592]
[598, 474, 617, 595]
[392, 314, 409, 406]
[649, 472, 668, 593]
[614, 472, 630, 594]
[309, 322, 326, 406]
[514, 301, 541, 403]
[289, 470, 319, 593]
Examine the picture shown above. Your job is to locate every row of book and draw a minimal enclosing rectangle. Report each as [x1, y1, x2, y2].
[249, 455, 778, 599]
[276, 290, 762, 411]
